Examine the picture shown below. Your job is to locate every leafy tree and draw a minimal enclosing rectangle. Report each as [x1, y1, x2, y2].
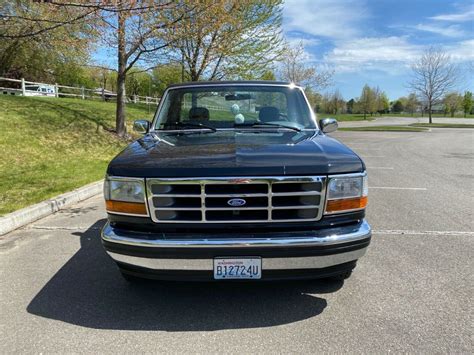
[392, 100, 404, 113]
[304, 87, 322, 112]
[443, 92, 462, 117]
[324, 90, 345, 115]
[152, 64, 185, 96]
[404, 93, 419, 115]
[165, 0, 283, 81]
[259, 70, 277, 81]
[346, 99, 355, 114]
[2, 1, 187, 137]
[358, 85, 377, 119]
[0, 1, 94, 81]
[376, 90, 390, 114]
[126, 70, 155, 97]
[462, 91, 473, 117]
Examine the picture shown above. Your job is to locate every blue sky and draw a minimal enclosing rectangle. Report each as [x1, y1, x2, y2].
[283, 0, 474, 100]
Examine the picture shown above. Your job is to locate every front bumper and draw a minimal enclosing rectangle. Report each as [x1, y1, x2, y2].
[101, 220, 371, 280]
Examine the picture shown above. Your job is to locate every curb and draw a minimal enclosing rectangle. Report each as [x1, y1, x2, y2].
[0, 180, 103, 236]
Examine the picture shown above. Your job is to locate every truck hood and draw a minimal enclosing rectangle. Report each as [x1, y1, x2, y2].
[107, 130, 364, 177]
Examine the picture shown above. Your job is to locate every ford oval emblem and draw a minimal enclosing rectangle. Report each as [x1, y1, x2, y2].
[227, 198, 246, 207]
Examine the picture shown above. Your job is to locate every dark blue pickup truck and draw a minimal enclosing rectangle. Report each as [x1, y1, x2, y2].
[101, 81, 371, 282]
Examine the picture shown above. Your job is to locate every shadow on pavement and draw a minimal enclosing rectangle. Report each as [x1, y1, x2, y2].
[27, 220, 342, 331]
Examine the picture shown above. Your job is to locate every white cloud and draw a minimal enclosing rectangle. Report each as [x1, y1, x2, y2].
[285, 36, 321, 48]
[323, 37, 474, 74]
[324, 36, 421, 74]
[413, 23, 466, 38]
[283, 0, 370, 39]
[447, 39, 474, 62]
[429, 8, 474, 22]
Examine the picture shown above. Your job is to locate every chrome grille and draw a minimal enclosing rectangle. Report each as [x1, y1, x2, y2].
[146, 176, 326, 223]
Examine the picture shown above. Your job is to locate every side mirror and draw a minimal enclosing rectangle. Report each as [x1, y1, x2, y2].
[319, 118, 338, 133]
[133, 119, 150, 134]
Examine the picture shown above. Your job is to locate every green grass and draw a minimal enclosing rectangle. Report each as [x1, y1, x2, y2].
[410, 123, 474, 128]
[339, 125, 429, 132]
[387, 113, 474, 118]
[0, 95, 153, 215]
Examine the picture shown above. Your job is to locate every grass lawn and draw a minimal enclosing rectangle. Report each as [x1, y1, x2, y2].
[410, 123, 474, 128]
[388, 113, 474, 119]
[339, 125, 429, 132]
[0, 95, 154, 216]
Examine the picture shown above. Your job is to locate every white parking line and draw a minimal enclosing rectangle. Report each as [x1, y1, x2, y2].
[367, 167, 394, 170]
[370, 187, 427, 191]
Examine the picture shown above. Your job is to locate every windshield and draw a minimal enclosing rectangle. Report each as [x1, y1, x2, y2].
[153, 85, 317, 131]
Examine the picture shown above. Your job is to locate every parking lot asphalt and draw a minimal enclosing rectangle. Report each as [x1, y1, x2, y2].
[1, 128, 473, 353]
[337, 115, 474, 127]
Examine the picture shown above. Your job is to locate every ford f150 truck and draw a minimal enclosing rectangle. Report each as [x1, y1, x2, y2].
[101, 81, 371, 282]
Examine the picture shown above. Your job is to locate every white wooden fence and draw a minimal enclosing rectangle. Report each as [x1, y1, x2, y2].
[0, 77, 160, 105]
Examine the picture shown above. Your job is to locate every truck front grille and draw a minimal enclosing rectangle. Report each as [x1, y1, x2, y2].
[146, 176, 326, 223]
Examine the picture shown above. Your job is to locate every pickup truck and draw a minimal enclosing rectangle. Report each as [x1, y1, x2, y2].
[101, 81, 371, 282]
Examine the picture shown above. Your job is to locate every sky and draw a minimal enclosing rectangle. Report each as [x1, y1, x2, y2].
[283, 0, 474, 100]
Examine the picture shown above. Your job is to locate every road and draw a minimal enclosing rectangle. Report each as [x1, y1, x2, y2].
[1, 128, 473, 353]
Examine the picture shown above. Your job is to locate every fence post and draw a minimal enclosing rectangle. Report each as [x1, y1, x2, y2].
[21, 78, 26, 96]
[134, 95, 137, 103]
[146, 96, 149, 105]
[81, 86, 85, 99]
[54, 83, 59, 98]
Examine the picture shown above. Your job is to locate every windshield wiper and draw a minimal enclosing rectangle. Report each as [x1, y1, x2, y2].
[162, 122, 217, 132]
[236, 122, 301, 132]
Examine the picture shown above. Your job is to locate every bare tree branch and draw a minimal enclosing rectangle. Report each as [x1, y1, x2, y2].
[408, 47, 459, 123]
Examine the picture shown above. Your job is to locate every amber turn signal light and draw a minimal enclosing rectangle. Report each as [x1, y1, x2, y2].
[326, 196, 368, 213]
[105, 200, 147, 215]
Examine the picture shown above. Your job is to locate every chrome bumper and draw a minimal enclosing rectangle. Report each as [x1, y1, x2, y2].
[101, 220, 371, 272]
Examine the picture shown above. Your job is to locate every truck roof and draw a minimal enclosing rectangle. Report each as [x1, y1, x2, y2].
[167, 80, 295, 88]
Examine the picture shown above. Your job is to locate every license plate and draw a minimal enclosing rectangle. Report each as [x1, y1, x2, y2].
[213, 257, 262, 280]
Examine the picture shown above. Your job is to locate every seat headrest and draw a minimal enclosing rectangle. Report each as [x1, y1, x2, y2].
[188, 107, 210, 121]
[258, 106, 280, 122]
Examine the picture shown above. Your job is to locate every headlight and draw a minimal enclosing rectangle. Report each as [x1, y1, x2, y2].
[325, 173, 368, 214]
[104, 177, 148, 216]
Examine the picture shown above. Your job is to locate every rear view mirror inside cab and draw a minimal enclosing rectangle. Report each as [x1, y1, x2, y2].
[225, 93, 253, 101]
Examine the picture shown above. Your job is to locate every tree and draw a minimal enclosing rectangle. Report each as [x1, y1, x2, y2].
[279, 41, 333, 91]
[405, 93, 419, 115]
[443, 92, 462, 117]
[164, 0, 283, 81]
[462, 91, 473, 117]
[408, 47, 459, 123]
[376, 90, 390, 114]
[325, 90, 345, 115]
[391, 100, 404, 113]
[0, 1, 95, 81]
[259, 70, 277, 81]
[152, 63, 185, 96]
[304, 87, 322, 112]
[358, 85, 377, 119]
[346, 99, 355, 114]
[2, 1, 186, 137]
